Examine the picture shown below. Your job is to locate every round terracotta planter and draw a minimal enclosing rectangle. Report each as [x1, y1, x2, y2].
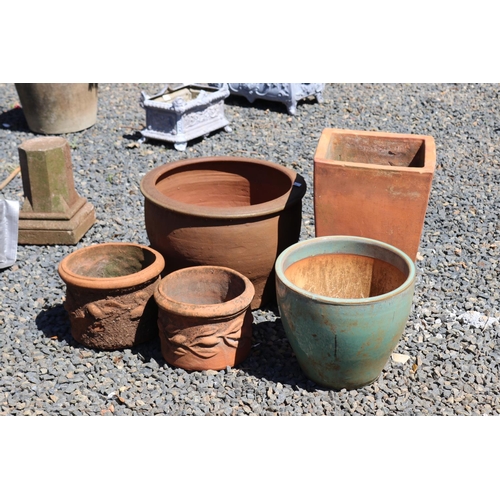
[15, 83, 98, 134]
[154, 265, 255, 371]
[140, 156, 306, 310]
[275, 236, 416, 390]
[58, 242, 165, 350]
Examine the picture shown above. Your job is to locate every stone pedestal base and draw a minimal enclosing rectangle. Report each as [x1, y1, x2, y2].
[18, 201, 96, 245]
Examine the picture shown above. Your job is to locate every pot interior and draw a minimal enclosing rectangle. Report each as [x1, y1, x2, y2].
[284, 253, 407, 299]
[328, 133, 426, 167]
[154, 161, 292, 207]
[152, 86, 216, 103]
[162, 268, 246, 305]
[68, 245, 157, 278]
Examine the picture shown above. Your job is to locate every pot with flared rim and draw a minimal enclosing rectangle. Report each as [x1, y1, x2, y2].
[275, 235, 416, 390]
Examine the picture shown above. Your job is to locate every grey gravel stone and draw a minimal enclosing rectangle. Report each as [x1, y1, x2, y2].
[1, 83, 500, 415]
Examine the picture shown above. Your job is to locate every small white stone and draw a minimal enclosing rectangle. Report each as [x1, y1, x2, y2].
[391, 353, 410, 364]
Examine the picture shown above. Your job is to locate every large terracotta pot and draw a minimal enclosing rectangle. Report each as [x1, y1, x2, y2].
[314, 128, 436, 261]
[140, 156, 306, 309]
[155, 265, 255, 371]
[15, 83, 98, 134]
[58, 242, 165, 350]
[275, 236, 416, 390]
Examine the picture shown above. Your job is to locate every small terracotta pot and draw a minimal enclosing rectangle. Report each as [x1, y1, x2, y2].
[58, 243, 165, 350]
[140, 156, 306, 309]
[275, 236, 416, 390]
[154, 266, 255, 371]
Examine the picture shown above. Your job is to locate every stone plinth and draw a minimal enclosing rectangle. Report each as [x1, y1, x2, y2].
[18, 136, 95, 244]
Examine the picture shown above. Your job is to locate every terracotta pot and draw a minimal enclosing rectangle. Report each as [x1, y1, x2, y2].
[58, 242, 165, 350]
[15, 83, 98, 134]
[275, 236, 416, 390]
[140, 156, 306, 309]
[314, 128, 436, 261]
[155, 266, 255, 371]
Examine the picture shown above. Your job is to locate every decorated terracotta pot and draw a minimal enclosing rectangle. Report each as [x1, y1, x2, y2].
[58, 242, 165, 350]
[155, 265, 255, 371]
[275, 236, 416, 390]
[140, 156, 306, 309]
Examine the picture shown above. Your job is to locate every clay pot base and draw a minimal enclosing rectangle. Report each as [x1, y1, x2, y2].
[66, 279, 160, 350]
[285, 254, 407, 299]
[159, 312, 253, 372]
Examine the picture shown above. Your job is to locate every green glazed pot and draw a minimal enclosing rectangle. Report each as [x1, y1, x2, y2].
[275, 236, 416, 390]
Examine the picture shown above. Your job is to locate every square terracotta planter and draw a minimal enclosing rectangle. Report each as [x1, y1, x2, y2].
[314, 128, 436, 261]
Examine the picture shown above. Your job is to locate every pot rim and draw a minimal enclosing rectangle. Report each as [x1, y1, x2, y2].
[140, 156, 307, 219]
[155, 265, 255, 318]
[275, 235, 416, 305]
[58, 242, 165, 290]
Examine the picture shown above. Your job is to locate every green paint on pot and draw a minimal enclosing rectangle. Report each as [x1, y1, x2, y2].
[275, 236, 416, 390]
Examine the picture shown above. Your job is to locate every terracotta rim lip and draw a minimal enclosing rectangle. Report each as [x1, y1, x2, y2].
[140, 156, 307, 219]
[314, 128, 436, 173]
[155, 265, 255, 318]
[275, 235, 416, 305]
[58, 242, 165, 290]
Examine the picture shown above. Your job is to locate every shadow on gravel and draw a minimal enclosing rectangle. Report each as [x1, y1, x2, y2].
[130, 336, 166, 366]
[35, 304, 75, 345]
[124, 130, 229, 151]
[0, 107, 31, 133]
[122, 131, 143, 142]
[224, 94, 289, 114]
[34, 302, 320, 391]
[224, 94, 320, 116]
[239, 314, 322, 392]
[35, 301, 166, 367]
[35, 302, 167, 365]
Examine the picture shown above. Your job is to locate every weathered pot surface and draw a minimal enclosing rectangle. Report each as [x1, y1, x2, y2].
[15, 83, 98, 135]
[314, 128, 436, 261]
[58, 242, 165, 350]
[140, 156, 306, 310]
[275, 236, 416, 390]
[155, 265, 255, 371]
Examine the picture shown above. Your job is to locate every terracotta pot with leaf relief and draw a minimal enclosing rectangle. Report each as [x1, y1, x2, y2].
[58, 242, 165, 350]
[154, 265, 255, 371]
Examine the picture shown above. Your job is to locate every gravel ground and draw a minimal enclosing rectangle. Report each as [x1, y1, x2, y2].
[0, 82, 499, 416]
